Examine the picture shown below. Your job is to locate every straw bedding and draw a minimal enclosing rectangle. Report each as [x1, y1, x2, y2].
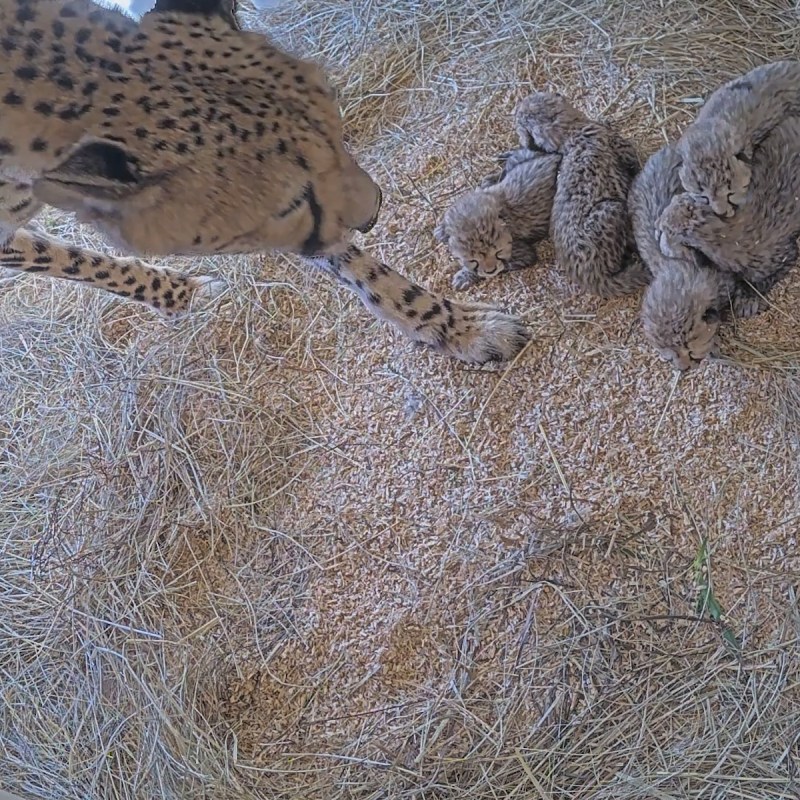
[2, 0, 800, 798]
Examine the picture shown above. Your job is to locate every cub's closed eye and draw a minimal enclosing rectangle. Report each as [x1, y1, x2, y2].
[469, 259, 479, 269]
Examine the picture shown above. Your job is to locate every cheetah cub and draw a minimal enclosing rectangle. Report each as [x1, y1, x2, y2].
[435, 149, 560, 290]
[630, 142, 747, 370]
[633, 115, 800, 371]
[677, 60, 800, 217]
[515, 92, 649, 297]
[661, 113, 800, 298]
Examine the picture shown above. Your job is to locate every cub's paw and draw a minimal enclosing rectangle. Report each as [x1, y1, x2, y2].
[480, 149, 542, 187]
[433, 222, 449, 244]
[479, 171, 505, 189]
[452, 268, 481, 290]
[657, 193, 715, 254]
[657, 228, 687, 259]
[730, 287, 767, 320]
[434, 300, 531, 364]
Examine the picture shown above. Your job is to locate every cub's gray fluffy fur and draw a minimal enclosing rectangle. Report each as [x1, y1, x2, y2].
[633, 117, 800, 370]
[478, 148, 544, 189]
[435, 149, 560, 290]
[631, 141, 743, 370]
[677, 60, 800, 217]
[661, 115, 800, 290]
[515, 92, 649, 297]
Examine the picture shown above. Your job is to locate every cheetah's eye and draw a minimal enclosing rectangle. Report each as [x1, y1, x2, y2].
[469, 259, 480, 270]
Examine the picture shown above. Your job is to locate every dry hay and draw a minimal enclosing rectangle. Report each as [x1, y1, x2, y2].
[2, 0, 800, 798]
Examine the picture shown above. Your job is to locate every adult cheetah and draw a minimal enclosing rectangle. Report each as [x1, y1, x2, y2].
[0, 0, 529, 363]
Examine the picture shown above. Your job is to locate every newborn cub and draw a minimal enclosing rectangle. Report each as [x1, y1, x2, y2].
[515, 92, 649, 297]
[630, 143, 750, 371]
[661, 113, 800, 299]
[435, 149, 560, 289]
[633, 115, 800, 370]
[677, 60, 800, 217]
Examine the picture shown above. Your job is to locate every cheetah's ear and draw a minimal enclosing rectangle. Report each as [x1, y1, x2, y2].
[33, 138, 154, 211]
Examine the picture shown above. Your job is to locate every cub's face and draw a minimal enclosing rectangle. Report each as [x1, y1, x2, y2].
[678, 129, 752, 217]
[641, 270, 721, 371]
[442, 193, 512, 280]
[450, 222, 513, 280]
[514, 91, 589, 153]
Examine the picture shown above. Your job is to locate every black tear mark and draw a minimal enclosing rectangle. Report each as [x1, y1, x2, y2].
[299, 184, 324, 255]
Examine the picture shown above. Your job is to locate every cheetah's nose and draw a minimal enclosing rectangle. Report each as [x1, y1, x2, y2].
[355, 185, 382, 234]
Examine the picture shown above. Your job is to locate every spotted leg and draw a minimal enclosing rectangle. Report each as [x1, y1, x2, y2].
[0, 180, 220, 315]
[0, 180, 42, 243]
[1, 229, 221, 316]
[306, 244, 530, 364]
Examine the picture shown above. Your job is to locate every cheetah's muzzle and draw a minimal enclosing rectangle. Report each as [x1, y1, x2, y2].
[355, 185, 383, 234]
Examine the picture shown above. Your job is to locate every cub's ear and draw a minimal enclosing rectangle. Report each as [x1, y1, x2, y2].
[147, 0, 239, 28]
[33, 138, 151, 212]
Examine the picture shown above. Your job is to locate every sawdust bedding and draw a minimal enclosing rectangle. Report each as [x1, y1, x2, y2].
[2, 1, 800, 798]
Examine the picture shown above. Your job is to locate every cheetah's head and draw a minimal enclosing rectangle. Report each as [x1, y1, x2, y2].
[513, 92, 590, 153]
[678, 125, 752, 217]
[439, 192, 512, 281]
[640, 258, 723, 371]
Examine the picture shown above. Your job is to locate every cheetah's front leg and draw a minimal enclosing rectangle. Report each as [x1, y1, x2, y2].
[0, 180, 43, 243]
[307, 245, 530, 364]
[1, 230, 221, 316]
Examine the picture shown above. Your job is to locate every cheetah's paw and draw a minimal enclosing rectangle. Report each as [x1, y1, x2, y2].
[657, 228, 687, 259]
[433, 222, 449, 244]
[434, 301, 531, 364]
[162, 275, 227, 318]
